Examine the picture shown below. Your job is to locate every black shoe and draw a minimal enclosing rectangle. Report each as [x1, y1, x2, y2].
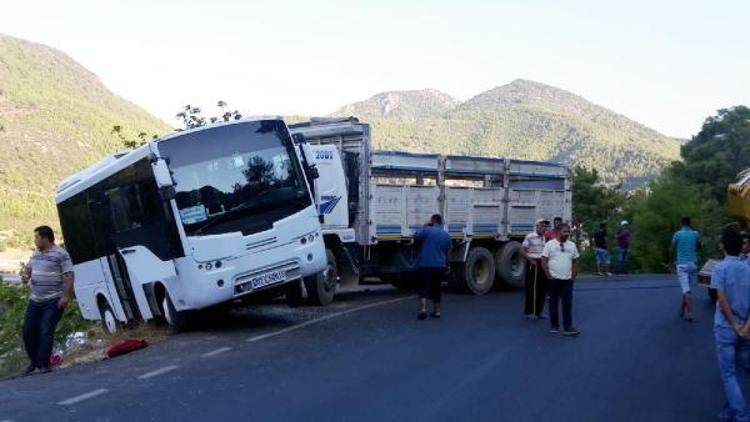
[550, 327, 560, 334]
[40, 367, 52, 374]
[563, 328, 581, 337]
[22, 364, 37, 376]
[417, 312, 428, 320]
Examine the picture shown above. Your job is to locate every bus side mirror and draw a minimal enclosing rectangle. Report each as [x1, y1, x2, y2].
[292, 133, 306, 144]
[152, 158, 174, 188]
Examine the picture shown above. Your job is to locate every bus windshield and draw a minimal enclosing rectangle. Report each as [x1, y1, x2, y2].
[158, 120, 311, 236]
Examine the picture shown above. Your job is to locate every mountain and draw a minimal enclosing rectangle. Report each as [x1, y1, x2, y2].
[331, 79, 681, 188]
[334, 89, 460, 119]
[0, 33, 170, 248]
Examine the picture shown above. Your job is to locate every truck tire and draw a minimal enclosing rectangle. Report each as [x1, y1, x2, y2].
[98, 299, 120, 336]
[449, 246, 495, 295]
[304, 249, 338, 306]
[162, 292, 190, 332]
[495, 241, 526, 288]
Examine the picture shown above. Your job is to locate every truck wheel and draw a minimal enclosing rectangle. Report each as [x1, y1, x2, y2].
[304, 249, 338, 306]
[161, 292, 190, 332]
[495, 241, 526, 288]
[450, 247, 495, 295]
[98, 300, 119, 336]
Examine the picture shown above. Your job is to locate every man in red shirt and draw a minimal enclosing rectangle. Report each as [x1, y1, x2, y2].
[545, 217, 563, 242]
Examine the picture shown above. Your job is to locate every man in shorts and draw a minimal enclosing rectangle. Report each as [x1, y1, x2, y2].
[671, 216, 701, 322]
[415, 214, 451, 320]
[592, 223, 613, 277]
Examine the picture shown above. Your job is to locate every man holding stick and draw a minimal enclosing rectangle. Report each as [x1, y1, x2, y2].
[522, 219, 549, 319]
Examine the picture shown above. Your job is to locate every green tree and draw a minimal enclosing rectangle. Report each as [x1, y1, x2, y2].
[630, 174, 726, 272]
[675, 106, 750, 203]
[572, 166, 626, 238]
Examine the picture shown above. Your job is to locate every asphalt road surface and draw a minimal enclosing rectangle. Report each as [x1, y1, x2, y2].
[0, 275, 728, 422]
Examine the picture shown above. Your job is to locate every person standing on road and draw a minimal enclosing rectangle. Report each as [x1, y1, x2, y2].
[21, 226, 74, 375]
[592, 223, 613, 277]
[542, 223, 581, 336]
[671, 217, 701, 322]
[710, 230, 750, 421]
[522, 219, 549, 319]
[615, 221, 631, 274]
[545, 217, 563, 242]
[415, 214, 451, 320]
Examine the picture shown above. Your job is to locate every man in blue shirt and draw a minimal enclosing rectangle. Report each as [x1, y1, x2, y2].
[710, 230, 750, 422]
[671, 216, 702, 321]
[415, 214, 451, 320]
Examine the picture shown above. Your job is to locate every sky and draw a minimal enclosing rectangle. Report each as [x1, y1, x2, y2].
[1, 0, 748, 138]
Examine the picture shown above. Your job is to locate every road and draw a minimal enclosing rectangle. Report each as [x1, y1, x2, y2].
[0, 275, 726, 422]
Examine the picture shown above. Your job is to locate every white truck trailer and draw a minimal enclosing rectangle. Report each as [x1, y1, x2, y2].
[289, 117, 572, 303]
[56, 118, 327, 332]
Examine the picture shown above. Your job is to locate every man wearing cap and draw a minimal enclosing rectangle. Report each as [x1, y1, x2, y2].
[522, 219, 549, 319]
[615, 221, 631, 274]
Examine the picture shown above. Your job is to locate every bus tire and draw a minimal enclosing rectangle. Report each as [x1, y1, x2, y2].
[98, 299, 119, 336]
[304, 249, 338, 306]
[162, 292, 190, 332]
[496, 241, 526, 288]
[450, 247, 495, 295]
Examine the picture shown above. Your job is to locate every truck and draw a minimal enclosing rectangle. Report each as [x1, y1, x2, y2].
[56, 118, 327, 333]
[290, 117, 572, 303]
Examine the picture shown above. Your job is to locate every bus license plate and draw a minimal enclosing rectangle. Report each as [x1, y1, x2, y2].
[250, 270, 287, 289]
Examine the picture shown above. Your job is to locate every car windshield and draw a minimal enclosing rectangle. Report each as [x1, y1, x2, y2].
[158, 120, 311, 236]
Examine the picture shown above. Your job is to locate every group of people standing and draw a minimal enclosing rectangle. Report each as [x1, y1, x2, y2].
[592, 221, 631, 276]
[521, 218, 581, 336]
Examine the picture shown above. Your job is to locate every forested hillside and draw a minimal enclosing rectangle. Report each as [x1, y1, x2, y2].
[332, 79, 681, 187]
[0, 33, 170, 248]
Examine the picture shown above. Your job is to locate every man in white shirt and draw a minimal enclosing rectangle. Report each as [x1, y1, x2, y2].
[522, 219, 549, 319]
[542, 223, 580, 336]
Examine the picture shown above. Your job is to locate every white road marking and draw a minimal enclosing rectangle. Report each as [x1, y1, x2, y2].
[247, 296, 410, 343]
[200, 346, 232, 358]
[137, 365, 179, 380]
[57, 388, 109, 406]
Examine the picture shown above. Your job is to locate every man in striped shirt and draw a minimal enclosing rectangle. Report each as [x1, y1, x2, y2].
[21, 226, 75, 375]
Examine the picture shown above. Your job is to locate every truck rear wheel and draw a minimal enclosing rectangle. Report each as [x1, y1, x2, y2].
[304, 249, 338, 306]
[495, 241, 526, 288]
[449, 246, 495, 295]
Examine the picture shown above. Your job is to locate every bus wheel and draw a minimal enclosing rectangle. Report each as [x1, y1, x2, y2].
[98, 300, 119, 336]
[161, 292, 190, 332]
[495, 241, 526, 288]
[450, 247, 495, 295]
[304, 249, 338, 306]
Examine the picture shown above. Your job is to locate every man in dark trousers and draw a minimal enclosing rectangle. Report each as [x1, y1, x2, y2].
[522, 219, 549, 319]
[21, 226, 75, 375]
[542, 223, 580, 336]
[415, 214, 451, 320]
